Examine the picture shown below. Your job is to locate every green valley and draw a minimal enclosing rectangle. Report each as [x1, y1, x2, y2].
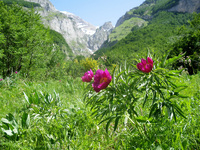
[0, 0, 200, 149]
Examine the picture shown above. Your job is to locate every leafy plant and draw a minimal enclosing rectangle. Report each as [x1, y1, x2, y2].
[84, 54, 188, 135]
[0, 112, 30, 141]
[80, 57, 99, 72]
[170, 13, 200, 74]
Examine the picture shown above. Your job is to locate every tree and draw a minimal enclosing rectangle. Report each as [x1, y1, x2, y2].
[0, 2, 56, 79]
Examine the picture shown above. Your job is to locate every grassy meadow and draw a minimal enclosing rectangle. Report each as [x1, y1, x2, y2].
[0, 70, 199, 149]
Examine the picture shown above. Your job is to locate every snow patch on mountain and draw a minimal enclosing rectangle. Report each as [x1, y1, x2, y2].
[61, 11, 97, 35]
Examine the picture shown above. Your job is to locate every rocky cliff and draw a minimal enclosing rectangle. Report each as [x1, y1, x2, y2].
[168, 0, 200, 13]
[88, 22, 113, 51]
[24, 0, 111, 56]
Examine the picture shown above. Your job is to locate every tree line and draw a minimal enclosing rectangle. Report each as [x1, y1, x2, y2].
[0, 2, 70, 80]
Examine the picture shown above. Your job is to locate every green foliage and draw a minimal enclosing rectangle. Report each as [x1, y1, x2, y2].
[130, 0, 180, 16]
[85, 55, 187, 133]
[109, 17, 148, 42]
[95, 12, 193, 65]
[0, 2, 50, 78]
[49, 29, 73, 57]
[80, 57, 99, 72]
[1, 0, 41, 8]
[0, 72, 200, 149]
[0, 2, 69, 80]
[170, 13, 200, 74]
[152, 0, 180, 14]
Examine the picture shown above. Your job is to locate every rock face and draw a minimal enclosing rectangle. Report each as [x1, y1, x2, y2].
[168, 0, 200, 13]
[41, 10, 96, 55]
[24, 0, 111, 55]
[88, 22, 113, 51]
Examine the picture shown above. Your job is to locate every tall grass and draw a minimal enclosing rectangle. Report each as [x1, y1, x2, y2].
[0, 72, 199, 149]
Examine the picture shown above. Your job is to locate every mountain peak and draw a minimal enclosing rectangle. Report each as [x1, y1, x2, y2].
[61, 11, 97, 35]
[101, 21, 113, 31]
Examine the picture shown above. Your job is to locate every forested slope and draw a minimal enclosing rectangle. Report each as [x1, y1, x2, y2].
[94, 11, 193, 65]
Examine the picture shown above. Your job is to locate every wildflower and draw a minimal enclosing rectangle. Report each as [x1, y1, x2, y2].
[15, 71, 18, 74]
[92, 69, 112, 92]
[0, 79, 3, 81]
[81, 69, 94, 82]
[137, 57, 153, 73]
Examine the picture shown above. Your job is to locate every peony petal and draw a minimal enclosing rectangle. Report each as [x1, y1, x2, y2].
[81, 69, 94, 82]
[98, 82, 109, 90]
[147, 57, 153, 64]
[88, 69, 94, 77]
[92, 82, 101, 92]
[141, 58, 147, 65]
[104, 69, 112, 80]
[137, 63, 143, 71]
[92, 69, 112, 92]
[144, 64, 153, 73]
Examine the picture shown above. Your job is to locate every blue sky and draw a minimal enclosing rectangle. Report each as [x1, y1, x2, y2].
[50, 0, 145, 27]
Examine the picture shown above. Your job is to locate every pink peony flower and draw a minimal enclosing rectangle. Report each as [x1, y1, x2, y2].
[137, 57, 153, 73]
[81, 69, 94, 82]
[92, 69, 112, 92]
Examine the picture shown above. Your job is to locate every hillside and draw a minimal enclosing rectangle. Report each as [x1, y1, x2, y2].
[101, 0, 200, 49]
[1, 0, 41, 8]
[94, 0, 199, 65]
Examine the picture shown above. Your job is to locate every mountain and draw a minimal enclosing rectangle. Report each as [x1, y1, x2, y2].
[24, 0, 112, 56]
[88, 22, 113, 51]
[94, 0, 200, 64]
[103, 0, 200, 47]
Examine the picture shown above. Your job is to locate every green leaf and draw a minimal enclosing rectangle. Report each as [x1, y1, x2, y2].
[98, 116, 112, 125]
[172, 103, 186, 119]
[1, 128, 13, 136]
[165, 53, 185, 67]
[114, 116, 121, 131]
[174, 85, 188, 93]
[1, 118, 10, 124]
[172, 108, 176, 121]
[22, 112, 30, 129]
[23, 92, 29, 104]
[106, 117, 114, 133]
[116, 70, 125, 83]
[143, 92, 148, 108]
[149, 103, 158, 118]
[159, 49, 171, 67]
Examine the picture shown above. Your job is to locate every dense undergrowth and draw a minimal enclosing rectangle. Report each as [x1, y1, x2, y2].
[0, 68, 199, 149]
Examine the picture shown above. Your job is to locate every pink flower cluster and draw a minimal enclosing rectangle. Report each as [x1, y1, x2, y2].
[137, 57, 153, 73]
[81, 69, 94, 82]
[81, 69, 112, 92]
